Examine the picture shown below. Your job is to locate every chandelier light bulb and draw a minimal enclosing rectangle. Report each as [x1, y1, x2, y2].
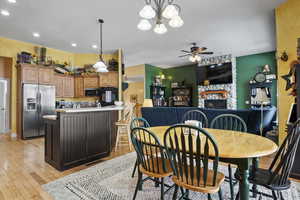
[139, 5, 156, 19]
[169, 15, 184, 28]
[137, 19, 152, 31]
[162, 4, 179, 19]
[154, 23, 167, 34]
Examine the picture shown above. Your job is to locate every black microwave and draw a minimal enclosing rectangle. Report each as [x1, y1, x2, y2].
[85, 88, 99, 97]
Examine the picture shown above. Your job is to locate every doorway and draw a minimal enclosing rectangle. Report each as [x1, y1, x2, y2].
[0, 57, 12, 134]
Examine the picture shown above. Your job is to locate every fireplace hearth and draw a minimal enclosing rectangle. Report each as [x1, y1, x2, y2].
[204, 100, 227, 109]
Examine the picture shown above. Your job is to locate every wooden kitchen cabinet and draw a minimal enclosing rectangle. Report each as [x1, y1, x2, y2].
[63, 76, 74, 98]
[99, 72, 118, 88]
[20, 64, 39, 84]
[38, 67, 53, 85]
[74, 76, 84, 97]
[53, 74, 64, 97]
[83, 76, 99, 89]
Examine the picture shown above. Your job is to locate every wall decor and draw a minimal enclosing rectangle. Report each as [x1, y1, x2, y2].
[278, 51, 289, 62]
[197, 54, 232, 66]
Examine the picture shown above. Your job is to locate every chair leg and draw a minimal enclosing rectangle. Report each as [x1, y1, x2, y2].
[132, 171, 142, 200]
[218, 188, 224, 200]
[115, 127, 120, 152]
[279, 191, 284, 200]
[228, 164, 234, 200]
[186, 189, 189, 198]
[160, 177, 165, 200]
[127, 125, 132, 150]
[131, 159, 138, 178]
[272, 190, 278, 200]
[207, 194, 212, 200]
[155, 178, 159, 187]
[172, 185, 179, 200]
[235, 191, 240, 200]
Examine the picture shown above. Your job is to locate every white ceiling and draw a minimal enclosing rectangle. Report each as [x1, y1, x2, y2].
[0, 0, 285, 68]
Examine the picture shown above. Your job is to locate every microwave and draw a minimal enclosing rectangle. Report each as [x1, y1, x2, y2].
[85, 88, 99, 97]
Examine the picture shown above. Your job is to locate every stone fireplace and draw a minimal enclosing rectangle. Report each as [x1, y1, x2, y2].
[204, 99, 227, 109]
[198, 58, 237, 110]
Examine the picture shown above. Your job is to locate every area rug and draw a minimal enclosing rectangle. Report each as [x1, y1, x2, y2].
[43, 152, 300, 200]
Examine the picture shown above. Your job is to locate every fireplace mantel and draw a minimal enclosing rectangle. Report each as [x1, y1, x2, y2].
[200, 90, 228, 99]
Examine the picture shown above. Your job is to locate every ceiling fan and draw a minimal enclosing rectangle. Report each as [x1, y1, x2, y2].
[179, 42, 214, 62]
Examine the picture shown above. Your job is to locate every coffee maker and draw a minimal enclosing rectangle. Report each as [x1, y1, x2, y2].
[98, 87, 118, 106]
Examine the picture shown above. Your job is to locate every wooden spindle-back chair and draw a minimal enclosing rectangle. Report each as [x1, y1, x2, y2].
[181, 110, 209, 128]
[164, 124, 225, 200]
[131, 127, 173, 200]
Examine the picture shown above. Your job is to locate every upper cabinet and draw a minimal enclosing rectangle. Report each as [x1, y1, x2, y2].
[18, 64, 53, 85]
[39, 67, 53, 85]
[99, 72, 118, 88]
[53, 74, 74, 98]
[74, 76, 84, 97]
[19, 64, 39, 84]
[63, 76, 74, 98]
[83, 76, 99, 89]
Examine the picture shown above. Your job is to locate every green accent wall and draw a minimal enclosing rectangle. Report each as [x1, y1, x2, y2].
[236, 51, 277, 109]
[163, 65, 198, 106]
[145, 64, 164, 99]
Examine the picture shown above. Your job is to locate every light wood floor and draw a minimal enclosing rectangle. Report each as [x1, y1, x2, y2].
[0, 134, 297, 200]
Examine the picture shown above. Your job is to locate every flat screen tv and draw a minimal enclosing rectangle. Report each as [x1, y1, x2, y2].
[196, 62, 233, 85]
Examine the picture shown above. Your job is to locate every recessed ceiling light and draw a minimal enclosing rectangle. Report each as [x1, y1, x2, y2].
[1, 10, 10, 16]
[71, 43, 77, 47]
[92, 45, 98, 49]
[33, 32, 40, 38]
[8, 0, 16, 4]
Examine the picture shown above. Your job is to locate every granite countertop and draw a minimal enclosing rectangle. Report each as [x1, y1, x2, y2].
[56, 105, 124, 113]
[42, 115, 57, 120]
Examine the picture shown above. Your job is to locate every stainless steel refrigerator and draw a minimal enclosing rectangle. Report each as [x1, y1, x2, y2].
[22, 84, 55, 139]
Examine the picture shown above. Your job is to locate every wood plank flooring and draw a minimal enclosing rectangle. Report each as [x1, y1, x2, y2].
[0, 133, 297, 200]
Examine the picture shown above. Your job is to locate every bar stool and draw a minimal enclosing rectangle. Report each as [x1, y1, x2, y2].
[115, 102, 135, 151]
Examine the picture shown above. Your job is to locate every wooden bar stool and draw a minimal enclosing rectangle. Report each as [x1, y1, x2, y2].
[115, 102, 135, 151]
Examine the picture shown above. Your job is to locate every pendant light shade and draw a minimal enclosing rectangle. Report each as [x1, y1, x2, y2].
[93, 18, 108, 72]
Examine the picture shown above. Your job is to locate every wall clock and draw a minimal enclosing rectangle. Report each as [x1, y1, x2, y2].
[254, 72, 266, 83]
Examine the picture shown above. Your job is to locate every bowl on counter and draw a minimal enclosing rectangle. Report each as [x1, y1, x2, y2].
[114, 101, 123, 107]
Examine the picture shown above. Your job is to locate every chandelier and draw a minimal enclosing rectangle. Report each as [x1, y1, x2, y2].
[137, 0, 184, 34]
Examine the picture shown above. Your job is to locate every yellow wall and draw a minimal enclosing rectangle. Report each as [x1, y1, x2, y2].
[124, 65, 145, 115]
[74, 53, 118, 67]
[0, 36, 118, 135]
[276, 0, 300, 142]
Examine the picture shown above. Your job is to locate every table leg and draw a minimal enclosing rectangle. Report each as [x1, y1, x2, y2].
[252, 158, 259, 198]
[238, 159, 250, 200]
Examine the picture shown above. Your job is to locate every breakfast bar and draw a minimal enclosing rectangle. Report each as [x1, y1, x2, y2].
[43, 106, 123, 171]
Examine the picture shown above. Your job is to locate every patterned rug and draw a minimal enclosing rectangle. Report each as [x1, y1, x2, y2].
[43, 152, 300, 200]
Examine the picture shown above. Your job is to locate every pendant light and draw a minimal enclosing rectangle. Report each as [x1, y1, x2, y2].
[93, 19, 108, 73]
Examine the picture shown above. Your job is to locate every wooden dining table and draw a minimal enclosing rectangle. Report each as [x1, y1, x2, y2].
[148, 126, 278, 200]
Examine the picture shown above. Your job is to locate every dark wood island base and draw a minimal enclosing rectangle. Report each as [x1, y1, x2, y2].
[43, 107, 121, 171]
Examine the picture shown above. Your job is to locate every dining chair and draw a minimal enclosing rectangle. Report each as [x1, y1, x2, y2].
[130, 117, 151, 178]
[115, 102, 135, 151]
[210, 114, 247, 200]
[181, 110, 209, 128]
[164, 124, 225, 200]
[235, 119, 300, 200]
[131, 127, 173, 200]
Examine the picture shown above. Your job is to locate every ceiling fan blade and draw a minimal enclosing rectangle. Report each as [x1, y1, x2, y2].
[181, 50, 191, 53]
[179, 54, 191, 57]
[199, 52, 214, 55]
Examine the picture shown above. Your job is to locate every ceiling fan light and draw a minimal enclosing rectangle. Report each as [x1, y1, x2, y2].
[137, 19, 152, 31]
[195, 55, 202, 62]
[162, 4, 178, 19]
[169, 15, 184, 28]
[154, 23, 167, 34]
[139, 5, 156, 19]
[189, 56, 196, 62]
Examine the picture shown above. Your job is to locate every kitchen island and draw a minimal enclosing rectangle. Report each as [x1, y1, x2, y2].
[43, 106, 123, 171]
